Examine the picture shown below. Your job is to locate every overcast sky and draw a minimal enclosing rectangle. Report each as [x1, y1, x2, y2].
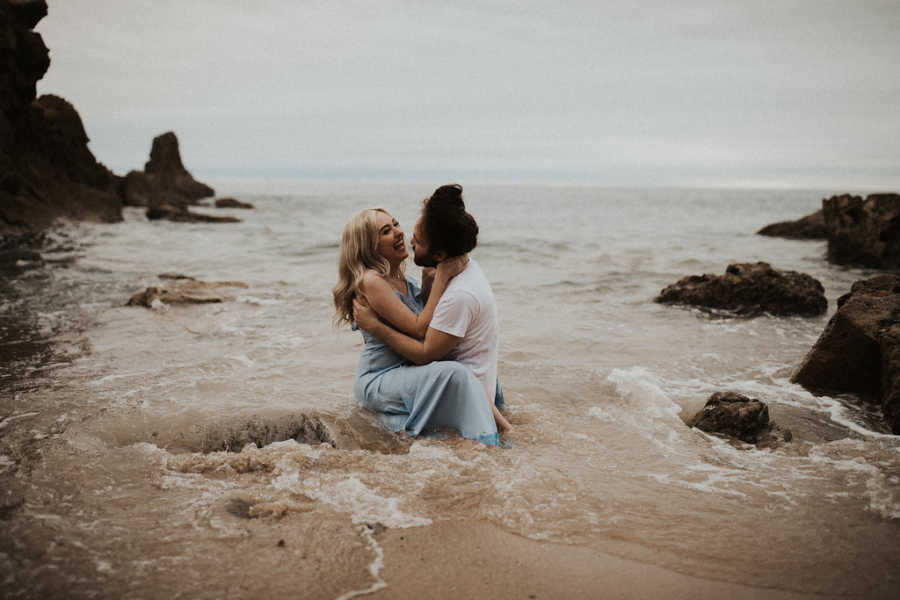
[36, 0, 900, 188]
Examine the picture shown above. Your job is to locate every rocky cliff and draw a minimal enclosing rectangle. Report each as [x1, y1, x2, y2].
[0, 0, 123, 236]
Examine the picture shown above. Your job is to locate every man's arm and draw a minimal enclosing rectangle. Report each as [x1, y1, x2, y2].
[354, 298, 460, 364]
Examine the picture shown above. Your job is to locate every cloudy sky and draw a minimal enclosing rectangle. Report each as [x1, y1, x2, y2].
[36, 0, 900, 188]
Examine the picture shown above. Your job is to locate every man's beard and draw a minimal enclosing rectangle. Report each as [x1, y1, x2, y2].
[413, 253, 439, 268]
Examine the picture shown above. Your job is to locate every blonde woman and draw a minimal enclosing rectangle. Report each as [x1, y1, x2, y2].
[334, 208, 500, 445]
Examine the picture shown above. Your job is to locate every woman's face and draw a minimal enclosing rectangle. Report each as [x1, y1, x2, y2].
[374, 211, 408, 263]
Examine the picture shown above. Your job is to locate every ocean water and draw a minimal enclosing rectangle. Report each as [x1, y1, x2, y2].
[2, 183, 899, 598]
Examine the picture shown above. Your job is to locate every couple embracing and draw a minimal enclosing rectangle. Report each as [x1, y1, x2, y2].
[333, 184, 511, 446]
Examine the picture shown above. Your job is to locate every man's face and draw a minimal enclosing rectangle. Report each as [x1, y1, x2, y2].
[410, 216, 438, 267]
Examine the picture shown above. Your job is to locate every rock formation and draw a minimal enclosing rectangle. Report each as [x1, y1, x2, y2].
[127, 278, 248, 308]
[823, 193, 900, 269]
[655, 262, 827, 317]
[146, 204, 241, 224]
[757, 209, 828, 239]
[757, 193, 900, 270]
[122, 132, 214, 208]
[792, 274, 900, 433]
[689, 392, 791, 448]
[0, 0, 123, 236]
[215, 197, 254, 209]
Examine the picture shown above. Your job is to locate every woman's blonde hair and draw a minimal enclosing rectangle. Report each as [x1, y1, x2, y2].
[332, 208, 404, 327]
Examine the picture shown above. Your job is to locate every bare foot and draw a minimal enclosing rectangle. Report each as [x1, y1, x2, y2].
[492, 405, 512, 434]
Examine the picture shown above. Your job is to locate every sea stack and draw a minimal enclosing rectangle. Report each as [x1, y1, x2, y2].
[122, 132, 215, 208]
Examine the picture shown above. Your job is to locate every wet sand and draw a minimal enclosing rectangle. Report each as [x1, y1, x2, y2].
[376, 521, 857, 600]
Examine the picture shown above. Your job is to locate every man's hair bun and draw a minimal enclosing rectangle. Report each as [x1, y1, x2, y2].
[429, 184, 466, 212]
[421, 183, 478, 258]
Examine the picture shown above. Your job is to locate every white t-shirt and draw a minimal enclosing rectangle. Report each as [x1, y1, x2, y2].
[429, 258, 499, 402]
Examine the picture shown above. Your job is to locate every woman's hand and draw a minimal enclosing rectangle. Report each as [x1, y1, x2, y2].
[436, 255, 469, 282]
[420, 267, 436, 302]
[353, 296, 379, 332]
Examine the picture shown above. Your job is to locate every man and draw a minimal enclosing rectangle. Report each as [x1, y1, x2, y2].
[353, 184, 511, 432]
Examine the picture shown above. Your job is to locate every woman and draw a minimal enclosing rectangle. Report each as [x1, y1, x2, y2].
[333, 208, 501, 445]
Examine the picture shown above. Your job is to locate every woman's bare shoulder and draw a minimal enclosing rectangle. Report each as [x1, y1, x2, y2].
[361, 269, 385, 289]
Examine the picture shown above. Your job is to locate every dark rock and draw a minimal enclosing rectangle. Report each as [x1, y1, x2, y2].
[157, 273, 195, 280]
[214, 197, 254, 209]
[126, 279, 248, 307]
[121, 132, 213, 208]
[757, 209, 828, 239]
[823, 193, 900, 269]
[655, 262, 827, 317]
[792, 274, 900, 433]
[0, 2, 123, 235]
[121, 170, 189, 208]
[146, 204, 241, 224]
[8, 0, 47, 29]
[689, 391, 792, 447]
[0, 0, 122, 234]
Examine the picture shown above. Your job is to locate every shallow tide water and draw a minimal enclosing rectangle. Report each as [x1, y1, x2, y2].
[2, 183, 899, 598]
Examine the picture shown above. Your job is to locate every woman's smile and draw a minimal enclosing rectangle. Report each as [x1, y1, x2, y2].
[375, 211, 408, 262]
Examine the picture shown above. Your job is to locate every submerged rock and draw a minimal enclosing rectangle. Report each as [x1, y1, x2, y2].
[689, 392, 792, 447]
[823, 193, 900, 269]
[126, 279, 248, 307]
[655, 262, 827, 316]
[214, 197, 254, 209]
[201, 414, 335, 453]
[792, 274, 900, 433]
[757, 208, 828, 239]
[122, 132, 214, 208]
[146, 204, 241, 224]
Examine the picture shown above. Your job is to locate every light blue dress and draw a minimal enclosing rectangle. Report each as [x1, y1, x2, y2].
[353, 277, 501, 446]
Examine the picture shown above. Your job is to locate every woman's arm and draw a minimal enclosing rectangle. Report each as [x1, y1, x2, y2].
[419, 267, 435, 303]
[360, 257, 467, 340]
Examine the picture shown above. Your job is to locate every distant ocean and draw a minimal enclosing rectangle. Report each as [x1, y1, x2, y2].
[2, 183, 899, 596]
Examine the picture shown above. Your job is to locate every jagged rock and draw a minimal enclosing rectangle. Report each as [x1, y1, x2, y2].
[214, 197, 254, 209]
[823, 193, 900, 269]
[200, 414, 335, 452]
[689, 392, 792, 447]
[126, 279, 248, 308]
[121, 132, 214, 208]
[655, 262, 827, 316]
[792, 274, 900, 433]
[121, 170, 188, 207]
[146, 204, 241, 224]
[0, 1, 122, 235]
[757, 209, 828, 239]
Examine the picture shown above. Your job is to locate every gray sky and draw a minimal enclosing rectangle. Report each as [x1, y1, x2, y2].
[37, 0, 900, 188]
